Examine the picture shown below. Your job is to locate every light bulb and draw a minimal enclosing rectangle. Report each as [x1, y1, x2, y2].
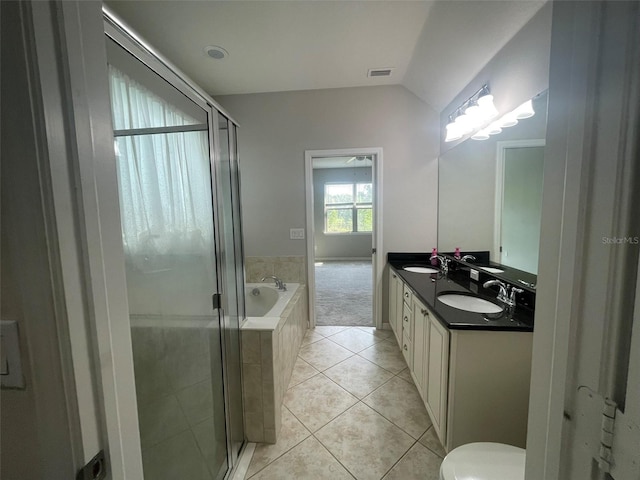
[454, 114, 473, 134]
[465, 103, 480, 117]
[445, 122, 462, 142]
[486, 121, 503, 135]
[513, 99, 535, 119]
[498, 111, 518, 128]
[477, 94, 499, 120]
[471, 129, 490, 141]
[465, 105, 487, 128]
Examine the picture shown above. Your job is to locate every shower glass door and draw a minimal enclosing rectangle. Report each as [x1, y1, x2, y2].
[107, 38, 229, 480]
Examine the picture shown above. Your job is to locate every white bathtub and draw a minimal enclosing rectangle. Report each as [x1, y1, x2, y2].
[242, 283, 300, 330]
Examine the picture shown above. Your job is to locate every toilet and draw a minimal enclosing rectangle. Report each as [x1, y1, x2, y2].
[439, 442, 526, 480]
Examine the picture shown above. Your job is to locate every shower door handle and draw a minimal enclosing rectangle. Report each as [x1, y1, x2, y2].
[212, 293, 222, 310]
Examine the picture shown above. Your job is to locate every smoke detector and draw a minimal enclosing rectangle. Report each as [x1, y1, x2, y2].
[204, 45, 229, 60]
[367, 68, 394, 78]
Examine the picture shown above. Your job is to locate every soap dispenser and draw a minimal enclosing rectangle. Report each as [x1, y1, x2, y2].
[454, 247, 461, 259]
[431, 247, 438, 266]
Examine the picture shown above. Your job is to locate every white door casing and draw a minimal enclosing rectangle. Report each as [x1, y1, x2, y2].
[304, 148, 384, 329]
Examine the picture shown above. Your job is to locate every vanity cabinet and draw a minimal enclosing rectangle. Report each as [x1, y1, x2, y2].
[409, 297, 449, 445]
[388, 267, 532, 453]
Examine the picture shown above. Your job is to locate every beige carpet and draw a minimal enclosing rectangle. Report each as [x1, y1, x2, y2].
[314, 261, 373, 326]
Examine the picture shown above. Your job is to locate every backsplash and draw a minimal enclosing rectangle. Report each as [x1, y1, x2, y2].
[245, 256, 307, 284]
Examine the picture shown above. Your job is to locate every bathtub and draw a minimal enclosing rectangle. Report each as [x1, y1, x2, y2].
[242, 283, 300, 330]
[240, 282, 308, 443]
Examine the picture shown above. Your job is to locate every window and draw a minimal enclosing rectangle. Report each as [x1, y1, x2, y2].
[324, 183, 373, 233]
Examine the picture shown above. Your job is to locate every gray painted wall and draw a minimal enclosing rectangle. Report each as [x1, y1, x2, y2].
[313, 167, 372, 259]
[440, 2, 552, 155]
[216, 85, 440, 259]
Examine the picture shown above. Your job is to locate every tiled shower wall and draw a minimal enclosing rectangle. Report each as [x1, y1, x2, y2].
[245, 256, 306, 284]
[130, 321, 225, 479]
[241, 285, 309, 443]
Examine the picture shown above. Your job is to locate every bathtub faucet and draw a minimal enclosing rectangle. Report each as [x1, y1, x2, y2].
[261, 275, 287, 291]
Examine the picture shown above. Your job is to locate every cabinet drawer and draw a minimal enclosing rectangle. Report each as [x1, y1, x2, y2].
[402, 283, 413, 305]
[402, 302, 413, 338]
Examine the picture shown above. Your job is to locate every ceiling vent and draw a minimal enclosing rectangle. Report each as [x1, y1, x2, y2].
[367, 68, 394, 78]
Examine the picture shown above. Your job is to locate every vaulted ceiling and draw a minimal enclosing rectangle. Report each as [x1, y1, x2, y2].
[106, 0, 546, 112]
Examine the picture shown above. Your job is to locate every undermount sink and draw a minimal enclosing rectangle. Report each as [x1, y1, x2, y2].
[438, 293, 503, 314]
[481, 267, 505, 274]
[403, 266, 439, 274]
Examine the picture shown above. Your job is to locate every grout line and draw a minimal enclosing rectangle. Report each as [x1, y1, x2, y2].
[418, 426, 447, 459]
[311, 431, 358, 480]
[244, 406, 312, 479]
[311, 401, 363, 480]
[380, 437, 420, 479]
[358, 378, 431, 442]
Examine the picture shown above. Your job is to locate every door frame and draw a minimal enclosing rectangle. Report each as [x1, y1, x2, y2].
[304, 148, 384, 330]
[493, 139, 545, 265]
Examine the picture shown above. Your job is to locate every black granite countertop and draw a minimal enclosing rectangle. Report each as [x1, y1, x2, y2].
[389, 253, 534, 332]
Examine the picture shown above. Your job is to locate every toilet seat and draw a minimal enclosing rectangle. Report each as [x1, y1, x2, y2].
[439, 442, 525, 480]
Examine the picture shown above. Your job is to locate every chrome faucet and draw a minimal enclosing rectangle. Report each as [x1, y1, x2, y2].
[483, 279, 512, 306]
[509, 287, 524, 307]
[261, 275, 287, 291]
[461, 254, 477, 263]
[430, 255, 450, 273]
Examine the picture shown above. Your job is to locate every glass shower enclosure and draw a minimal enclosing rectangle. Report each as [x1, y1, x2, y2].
[104, 11, 245, 480]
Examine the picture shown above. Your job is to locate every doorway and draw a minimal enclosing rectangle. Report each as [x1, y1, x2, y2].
[304, 148, 383, 329]
[493, 140, 545, 274]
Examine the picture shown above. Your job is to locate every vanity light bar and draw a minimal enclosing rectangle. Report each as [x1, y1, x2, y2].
[445, 85, 498, 142]
[471, 99, 536, 141]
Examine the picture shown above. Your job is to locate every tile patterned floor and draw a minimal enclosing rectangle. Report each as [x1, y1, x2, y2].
[244, 327, 444, 480]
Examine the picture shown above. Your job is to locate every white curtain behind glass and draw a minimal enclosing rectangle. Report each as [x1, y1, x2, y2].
[109, 65, 214, 269]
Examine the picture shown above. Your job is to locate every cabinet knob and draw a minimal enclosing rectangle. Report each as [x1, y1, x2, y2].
[421, 309, 428, 315]
[404, 345, 408, 351]
[404, 316, 408, 322]
[404, 292, 409, 297]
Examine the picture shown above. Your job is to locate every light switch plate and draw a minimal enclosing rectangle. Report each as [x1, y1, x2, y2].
[1, 320, 25, 389]
[290, 228, 305, 240]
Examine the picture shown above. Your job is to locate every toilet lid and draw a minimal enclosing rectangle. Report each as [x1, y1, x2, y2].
[440, 442, 525, 480]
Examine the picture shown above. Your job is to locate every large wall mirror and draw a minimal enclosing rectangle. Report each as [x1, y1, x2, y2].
[438, 91, 548, 276]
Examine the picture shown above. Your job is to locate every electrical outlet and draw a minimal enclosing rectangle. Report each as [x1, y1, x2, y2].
[290, 228, 305, 240]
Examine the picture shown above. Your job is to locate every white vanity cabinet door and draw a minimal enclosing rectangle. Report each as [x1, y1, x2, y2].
[411, 297, 429, 397]
[388, 270, 400, 342]
[426, 315, 450, 446]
